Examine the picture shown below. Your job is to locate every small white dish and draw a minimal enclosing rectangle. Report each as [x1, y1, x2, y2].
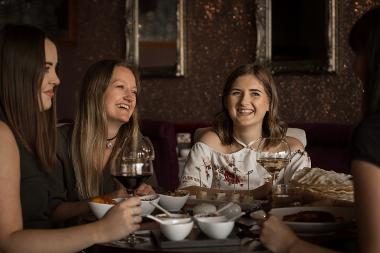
[159, 190, 190, 211]
[140, 194, 160, 216]
[197, 219, 235, 239]
[160, 220, 194, 241]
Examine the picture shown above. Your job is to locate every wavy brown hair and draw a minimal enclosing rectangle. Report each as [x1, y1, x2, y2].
[0, 24, 57, 169]
[71, 60, 140, 200]
[213, 64, 286, 145]
[349, 6, 380, 115]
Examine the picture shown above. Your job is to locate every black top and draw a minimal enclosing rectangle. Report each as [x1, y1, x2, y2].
[351, 113, 380, 167]
[56, 123, 118, 203]
[0, 117, 64, 229]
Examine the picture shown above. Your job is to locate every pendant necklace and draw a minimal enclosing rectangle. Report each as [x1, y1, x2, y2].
[106, 135, 118, 149]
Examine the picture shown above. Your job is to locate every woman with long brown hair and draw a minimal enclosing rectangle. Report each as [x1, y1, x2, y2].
[179, 64, 310, 199]
[0, 24, 142, 252]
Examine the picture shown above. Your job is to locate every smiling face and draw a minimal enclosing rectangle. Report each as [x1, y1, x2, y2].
[104, 66, 137, 129]
[39, 39, 60, 111]
[226, 74, 269, 128]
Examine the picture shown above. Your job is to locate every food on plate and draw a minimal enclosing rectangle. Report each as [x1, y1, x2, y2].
[242, 194, 254, 203]
[283, 210, 338, 223]
[140, 195, 159, 201]
[230, 192, 240, 202]
[214, 192, 226, 201]
[193, 203, 217, 215]
[90, 196, 117, 205]
[196, 190, 207, 199]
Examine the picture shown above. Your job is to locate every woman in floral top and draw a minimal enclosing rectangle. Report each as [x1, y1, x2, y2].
[179, 64, 310, 199]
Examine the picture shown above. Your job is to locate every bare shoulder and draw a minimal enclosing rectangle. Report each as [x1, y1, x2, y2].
[285, 136, 305, 152]
[0, 121, 16, 144]
[198, 129, 224, 151]
[0, 121, 19, 159]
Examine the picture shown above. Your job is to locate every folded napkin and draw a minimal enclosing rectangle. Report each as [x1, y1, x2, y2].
[290, 167, 354, 204]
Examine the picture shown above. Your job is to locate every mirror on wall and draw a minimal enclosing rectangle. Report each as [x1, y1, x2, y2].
[125, 0, 185, 77]
[255, 0, 337, 73]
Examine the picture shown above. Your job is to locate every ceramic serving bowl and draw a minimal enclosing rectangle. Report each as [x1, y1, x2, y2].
[160, 220, 194, 241]
[159, 190, 190, 211]
[88, 198, 124, 219]
[193, 213, 227, 225]
[197, 219, 235, 239]
[155, 213, 192, 223]
[140, 194, 160, 216]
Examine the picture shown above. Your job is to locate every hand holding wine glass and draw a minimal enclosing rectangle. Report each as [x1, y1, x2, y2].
[110, 135, 155, 245]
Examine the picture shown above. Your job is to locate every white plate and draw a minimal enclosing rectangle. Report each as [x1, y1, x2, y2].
[269, 206, 355, 234]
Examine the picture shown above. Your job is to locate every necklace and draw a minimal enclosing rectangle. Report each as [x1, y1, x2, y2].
[233, 135, 261, 149]
[106, 135, 117, 149]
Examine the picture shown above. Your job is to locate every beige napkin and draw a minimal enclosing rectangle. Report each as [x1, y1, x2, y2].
[290, 167, 354, 205]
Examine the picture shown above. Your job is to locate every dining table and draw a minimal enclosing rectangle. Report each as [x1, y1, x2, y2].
[87, 219, 269, 253]
[86, 204, 357, 253]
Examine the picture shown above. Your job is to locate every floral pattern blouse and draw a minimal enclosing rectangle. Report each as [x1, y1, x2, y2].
[179, 142, 311, 191]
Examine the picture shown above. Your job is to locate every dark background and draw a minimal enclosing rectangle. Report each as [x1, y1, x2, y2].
[55, 0, 377, 126]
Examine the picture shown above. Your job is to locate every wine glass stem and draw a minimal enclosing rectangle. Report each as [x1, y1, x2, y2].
[271, 172, 279, 189]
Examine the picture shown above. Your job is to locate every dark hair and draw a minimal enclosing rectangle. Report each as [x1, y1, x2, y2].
[0, 24, 57, 169]
[213, 64, 286, 145]
[71, 59, 141, 199]
[349, 6, 380, 115]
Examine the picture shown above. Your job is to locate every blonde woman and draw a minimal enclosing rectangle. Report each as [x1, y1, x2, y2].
[55, 60, 154, 223]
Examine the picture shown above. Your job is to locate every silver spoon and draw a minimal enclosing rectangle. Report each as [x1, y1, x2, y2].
[226, 212, 246, 222]
[149, 201, 176, 217]
[146, 214, 189, 225]
[214, 202, 234, 215]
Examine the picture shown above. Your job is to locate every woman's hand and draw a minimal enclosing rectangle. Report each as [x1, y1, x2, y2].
[135, 183, 155, 196]
[97, 196, 142, 243]
[260, 216, 299, 253]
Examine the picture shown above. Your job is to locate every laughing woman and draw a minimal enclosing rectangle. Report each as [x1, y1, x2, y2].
[179, 64, 310, 199]
[54, 60, 155, 224]
[0, 24, 142, 253]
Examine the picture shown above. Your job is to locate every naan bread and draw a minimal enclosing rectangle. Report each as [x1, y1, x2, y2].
[290, 167, 354, 204]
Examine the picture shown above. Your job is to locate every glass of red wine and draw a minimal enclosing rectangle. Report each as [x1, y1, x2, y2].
[111, 136, 154, 245]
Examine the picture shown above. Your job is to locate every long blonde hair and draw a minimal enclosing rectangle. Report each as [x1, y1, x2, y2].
[71, 60, 140, 199]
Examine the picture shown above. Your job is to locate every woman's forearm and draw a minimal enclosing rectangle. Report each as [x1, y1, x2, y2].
[51, 201, 90, 223]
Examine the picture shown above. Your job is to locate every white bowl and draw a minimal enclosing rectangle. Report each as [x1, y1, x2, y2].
[88, 202, 113, 219]
[155, 213, 192, 223]
[160, 221, 194, 241]
[197, 219, 235, 239]
[159, 190, 190, 211]
[193, 213, 227, 224]
[140, 194, 160, 216]
[88, 198, 124, 219]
